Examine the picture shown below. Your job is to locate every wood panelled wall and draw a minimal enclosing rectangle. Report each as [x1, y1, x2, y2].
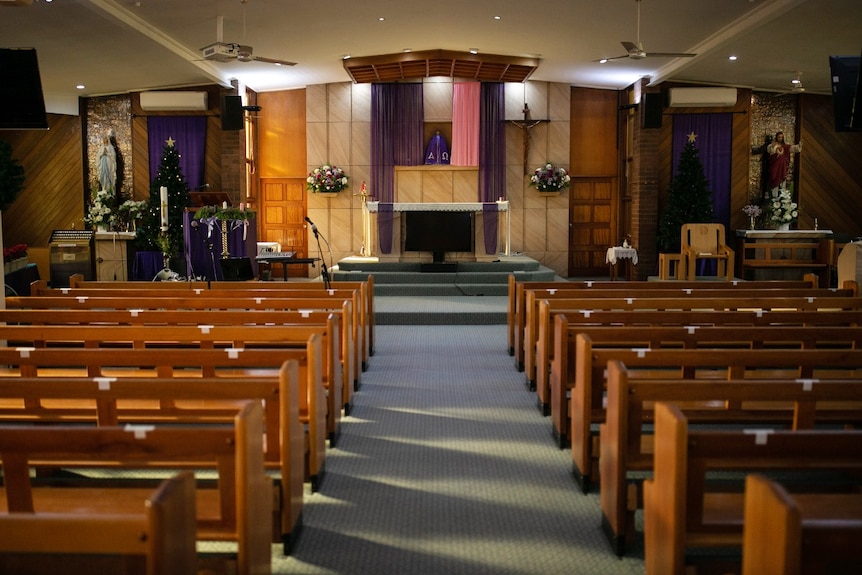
[1, 113, 84, 248]
[798, 94, 862, 238]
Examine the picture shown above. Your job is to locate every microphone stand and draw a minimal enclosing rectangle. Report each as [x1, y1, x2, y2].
[312, 228, 332, 289]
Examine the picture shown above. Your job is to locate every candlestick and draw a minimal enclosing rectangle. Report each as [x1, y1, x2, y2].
[222, 201, 228, 209]
[160, 186, 168, 231]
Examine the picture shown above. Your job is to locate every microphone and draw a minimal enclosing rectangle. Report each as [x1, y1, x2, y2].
[305, 216, 319, 237]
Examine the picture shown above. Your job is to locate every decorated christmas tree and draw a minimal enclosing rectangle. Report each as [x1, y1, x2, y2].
[657, 139, 715, 252]
[136, 137, 191, 259]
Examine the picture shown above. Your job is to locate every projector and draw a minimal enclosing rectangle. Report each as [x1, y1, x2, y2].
[201, 42, 239, 62]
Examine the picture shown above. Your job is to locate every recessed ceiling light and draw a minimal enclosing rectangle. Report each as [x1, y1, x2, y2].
[342, 54, 351, 60]
[403, 48, 411, 53]
[599, 58, 609, 64]
[76, 84, 85, 90]
[469, 48, 478, 55]
[493, 16, 501, 20]
[378, 17, 385, 22]
[728, 55, 738, 61]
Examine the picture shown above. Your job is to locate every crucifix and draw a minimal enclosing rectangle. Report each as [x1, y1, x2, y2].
[509, 103, 548, 175]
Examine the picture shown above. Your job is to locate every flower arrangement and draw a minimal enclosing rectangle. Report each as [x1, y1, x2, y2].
[84, 188, 115, 229]
[742, 204, 762, 218]
[3, 243, 27, 263]
[307, 164, 349, 194]
[530, 163, 571, 192]
[743, 203, 763, 230]
[116, 199, 147, 231]
[769, 187, 798, 227]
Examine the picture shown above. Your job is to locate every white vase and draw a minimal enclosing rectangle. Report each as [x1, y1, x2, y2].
[778, 223, 790, 231]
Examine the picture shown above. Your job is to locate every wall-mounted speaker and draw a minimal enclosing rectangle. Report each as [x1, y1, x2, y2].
[642, 92, 663, 129]
[221, 95, 243, 131]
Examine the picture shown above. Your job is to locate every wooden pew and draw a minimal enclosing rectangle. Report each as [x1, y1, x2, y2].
[600, 360, 862, 555]
[0, 471, 197, 575]
[549, 308, 862, 448]
[0, 320, 344, 445]
[0, 360, 305, 555]
[742, 474, 862, 575]
[568, 338, 862, 493]
[0, 342, 327, 493]
[0, 303, 354, 423]
[643, 402, 862, 575]
[0, 401, 273, 575]
[507, 274, 822, 367]
[64, 273, 376, 369]
[550, 319, 862, 447]
[64, 274, 375, 371]
[10, 290, 362, 394]
[524, 291, 862, 394]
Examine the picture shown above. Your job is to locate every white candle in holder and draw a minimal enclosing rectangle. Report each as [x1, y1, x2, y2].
[160, 186, 168, 231]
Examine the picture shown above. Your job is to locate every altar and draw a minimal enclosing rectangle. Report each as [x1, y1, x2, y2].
[364, 201, 510, 263]
[736, 229, 835, 285]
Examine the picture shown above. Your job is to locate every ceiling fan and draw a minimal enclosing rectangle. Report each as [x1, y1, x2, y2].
[598, 0, 697, 63]
[200, 2, 295, 67]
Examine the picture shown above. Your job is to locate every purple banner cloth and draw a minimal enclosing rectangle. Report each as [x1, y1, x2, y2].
[424, 132, 450, 164]
[147, 116, 206, 191]
[183, 211, 258, 280]
[482, 203, 499, 255]
[672, 113, 732, 226]
[673, 113, 732, 276]
[377, 203, 395, 254]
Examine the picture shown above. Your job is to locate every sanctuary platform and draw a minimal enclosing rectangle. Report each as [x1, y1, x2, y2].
[332, 254, 558, 296]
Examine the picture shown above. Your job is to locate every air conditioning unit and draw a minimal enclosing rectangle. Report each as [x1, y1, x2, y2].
[139, 91, 208, 111]
[668, 87, 737, 108]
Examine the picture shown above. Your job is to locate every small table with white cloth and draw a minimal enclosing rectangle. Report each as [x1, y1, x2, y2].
[606, 246, 638, 281]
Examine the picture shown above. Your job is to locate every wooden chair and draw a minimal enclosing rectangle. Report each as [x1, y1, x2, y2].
[681, 222, 735, 280]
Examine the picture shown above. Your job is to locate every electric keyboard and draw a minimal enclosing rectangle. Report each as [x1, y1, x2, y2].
[256, 251, 296, 259]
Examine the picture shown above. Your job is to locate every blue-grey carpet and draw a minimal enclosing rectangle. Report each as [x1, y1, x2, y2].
[275, 325, 645, 575]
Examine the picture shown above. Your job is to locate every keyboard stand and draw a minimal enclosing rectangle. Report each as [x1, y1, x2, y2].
[255, 253, 321, 281]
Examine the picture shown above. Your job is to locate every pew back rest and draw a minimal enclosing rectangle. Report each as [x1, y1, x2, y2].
[0, 471, 198, 575]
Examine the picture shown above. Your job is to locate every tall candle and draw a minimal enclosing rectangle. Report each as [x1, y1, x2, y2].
[160, 186, 168, 231]
[222, 201, 228, 209]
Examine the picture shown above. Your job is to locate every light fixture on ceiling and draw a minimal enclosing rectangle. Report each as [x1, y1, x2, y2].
[791, 71, 805, 93]
[728, 55, 738, 61]
[469, 48, 478, 55]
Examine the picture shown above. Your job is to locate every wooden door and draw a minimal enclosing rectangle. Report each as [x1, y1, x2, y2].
[258, 177, 308, 278]
[568, 176, 616, 276]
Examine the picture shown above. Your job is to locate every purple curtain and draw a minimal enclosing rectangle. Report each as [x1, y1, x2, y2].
[147, 116, 207, 190]
[672, 113, 732, 227]
[479, 83, 505, 254]
[371, 84, 424, 253]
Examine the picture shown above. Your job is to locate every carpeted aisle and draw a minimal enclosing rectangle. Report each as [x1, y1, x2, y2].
[274, 325, 645, 575]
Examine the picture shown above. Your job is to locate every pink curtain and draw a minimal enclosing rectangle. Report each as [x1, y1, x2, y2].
[451, 82, 480, 166]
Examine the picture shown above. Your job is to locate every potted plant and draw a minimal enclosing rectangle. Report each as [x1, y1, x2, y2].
[306, 164, 349, 194]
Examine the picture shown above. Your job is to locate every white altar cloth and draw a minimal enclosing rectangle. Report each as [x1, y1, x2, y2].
[606, 247, 638, 265]
[366, 201, 508, 212]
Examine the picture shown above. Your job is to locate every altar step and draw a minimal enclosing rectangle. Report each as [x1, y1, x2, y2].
[374, 295, 507, 325]
[332, 255, 558, 297]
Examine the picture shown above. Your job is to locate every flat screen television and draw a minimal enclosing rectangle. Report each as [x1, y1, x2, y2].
[404, 211, 473, 262]
[0, 48, 48, 130]
[829, 55, 861, 132]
